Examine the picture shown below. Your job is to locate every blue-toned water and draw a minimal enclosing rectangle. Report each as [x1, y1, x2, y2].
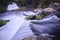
[0, 3, 60, 40]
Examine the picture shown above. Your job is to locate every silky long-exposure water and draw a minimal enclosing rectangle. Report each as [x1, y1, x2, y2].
[0, 3, 60, 40]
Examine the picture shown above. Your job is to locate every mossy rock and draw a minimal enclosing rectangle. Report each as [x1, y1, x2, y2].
[26, 15, 44, 20]
[0, 20, 9, 27]
[26, 15, 36, 20]
[36, 15, 44, 20]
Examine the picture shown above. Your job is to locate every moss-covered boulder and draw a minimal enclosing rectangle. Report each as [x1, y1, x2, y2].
[26, 15, 36, 20]
[36, 15, 44, 20]
[26, 14, 44, 20]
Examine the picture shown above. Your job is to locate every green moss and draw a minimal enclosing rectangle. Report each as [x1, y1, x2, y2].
[26, 14, 44, 20]
[26, 15, 36, 20]
[0, 20, 9, 27]
[36, 15, 44, 20]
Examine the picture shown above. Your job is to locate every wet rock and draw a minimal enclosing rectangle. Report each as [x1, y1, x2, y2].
[42, 7, 57, 14]
[23, 35, 52, 40]
[0, 20, 9, 27]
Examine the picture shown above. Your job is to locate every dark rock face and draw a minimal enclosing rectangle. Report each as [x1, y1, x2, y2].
[23, 35, 51, 40]
[49, 28, 60, 40]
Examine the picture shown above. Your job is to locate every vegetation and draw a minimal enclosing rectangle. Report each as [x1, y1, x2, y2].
[26, 15, 36, 20]
[0, 0, 14, 13]
[14, 0, 40, 9]
[26, 14, 44, 20]
[0, 20, 9, 27]
[0, 0, 60, 9]
[39, 0, 60, 8]
[36, 15, 44, 20]
[26, 11, 51, 20]
[0, 0, 59, 21]
[14, 0, 60, 9]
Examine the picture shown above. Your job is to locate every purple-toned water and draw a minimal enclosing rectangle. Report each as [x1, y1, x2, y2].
[0, 7, 60, 40]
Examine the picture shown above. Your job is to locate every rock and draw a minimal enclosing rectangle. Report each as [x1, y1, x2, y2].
[23, 35, 52, 40]
[42, 7, 57, 13]
[0, 20, 9, 27]
[49, 3, 60, 12]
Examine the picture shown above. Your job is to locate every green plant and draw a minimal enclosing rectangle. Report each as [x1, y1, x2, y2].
[0, 20, 9, 27]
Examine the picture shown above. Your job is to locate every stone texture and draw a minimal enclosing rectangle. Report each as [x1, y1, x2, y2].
[23, 35, 52, 40]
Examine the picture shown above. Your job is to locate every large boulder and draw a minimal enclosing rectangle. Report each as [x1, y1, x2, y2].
[49, 3, 60, 17]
